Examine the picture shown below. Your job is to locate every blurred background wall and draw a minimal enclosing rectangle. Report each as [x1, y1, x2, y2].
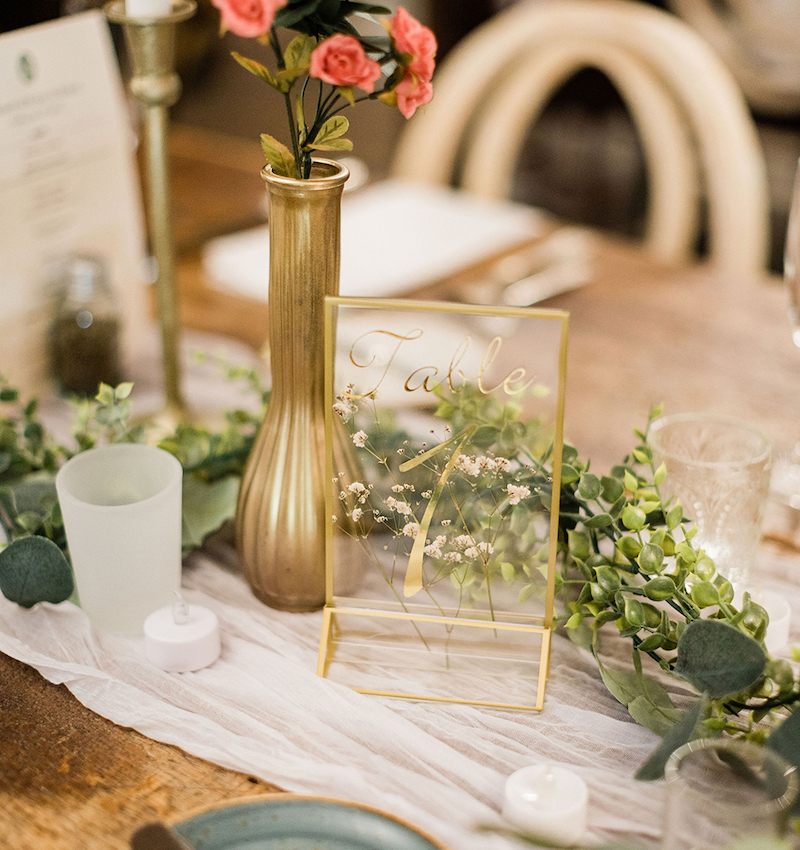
[6, 0, 800, 271]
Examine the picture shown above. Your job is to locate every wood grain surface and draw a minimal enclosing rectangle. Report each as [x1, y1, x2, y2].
[0, 653, 279, 850]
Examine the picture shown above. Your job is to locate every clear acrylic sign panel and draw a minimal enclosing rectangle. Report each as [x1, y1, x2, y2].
[318, 298, 569, 710]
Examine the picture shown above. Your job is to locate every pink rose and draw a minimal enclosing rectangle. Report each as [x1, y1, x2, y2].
[309, 34, 383, 93]
[395, 72, 433, 119]
[211, 0, 286, 38]
[391, 7, 437, 82]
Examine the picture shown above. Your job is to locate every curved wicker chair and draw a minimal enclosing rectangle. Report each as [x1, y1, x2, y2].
[391, 0, 769, 273]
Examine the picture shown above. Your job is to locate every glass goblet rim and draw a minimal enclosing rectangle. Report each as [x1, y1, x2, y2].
[649, 412, 772, 470]
[665, 737, 799, 820]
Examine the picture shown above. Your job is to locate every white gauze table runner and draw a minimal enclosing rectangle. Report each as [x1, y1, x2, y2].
[2, 542, 798, 849]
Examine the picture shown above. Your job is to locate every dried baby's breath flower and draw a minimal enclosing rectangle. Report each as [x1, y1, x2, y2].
[507, 484, 531, 505]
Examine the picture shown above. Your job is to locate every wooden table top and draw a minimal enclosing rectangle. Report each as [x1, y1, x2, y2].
[3, 124, 798, 849]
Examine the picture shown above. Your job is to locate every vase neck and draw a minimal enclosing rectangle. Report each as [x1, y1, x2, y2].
[265, 162, 348, 403]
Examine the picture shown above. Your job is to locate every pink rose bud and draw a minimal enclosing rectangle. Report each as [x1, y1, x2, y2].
[310, 34, 383, 93]
[391, 7, 437, 82]
[395, 72, 433, 119]
[211, 0, 286, 38]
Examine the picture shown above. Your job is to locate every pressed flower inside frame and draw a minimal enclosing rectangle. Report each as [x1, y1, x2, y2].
[319, 298, 570, 711]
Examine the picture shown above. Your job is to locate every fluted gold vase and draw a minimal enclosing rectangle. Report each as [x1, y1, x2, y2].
[236, 160, 349, 611]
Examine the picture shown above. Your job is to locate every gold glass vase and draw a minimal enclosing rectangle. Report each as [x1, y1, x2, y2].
[236, 160, 349, 611]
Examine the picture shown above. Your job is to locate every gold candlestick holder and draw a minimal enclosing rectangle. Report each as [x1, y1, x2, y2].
[105, 0, 196, 424]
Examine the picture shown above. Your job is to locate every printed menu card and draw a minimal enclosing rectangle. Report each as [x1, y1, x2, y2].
[0, 11, 148, 394]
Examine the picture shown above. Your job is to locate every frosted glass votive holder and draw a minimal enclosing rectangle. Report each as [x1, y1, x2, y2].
[56, 443, 183, 634]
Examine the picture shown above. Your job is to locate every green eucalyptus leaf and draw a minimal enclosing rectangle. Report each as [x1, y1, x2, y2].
[624, 597, 645, 628]
[715, 577, 734, 604]
[675, 619, 767, 699]
[627, 689, 680, 737]
[567, 529, 591, 561]
[600, 475, 624, 503]
[666, 503, 683, 530]
[595, 610, 621, 625]
[95, 384, 114, 405]
[608, 493, 627, 520]
[560, 444, 578, 465]
[616, 535, 642, 560]
[694, 555, 716, 581]
[641, 603, 662, 629]
[0, 535, 73, 608]
[690, 580, 719, 609]
[636, 697, 706, 780]
[115, 382, 134, 399]
[637, 542, 664, 575]
[596, 656, 680, 736]
[500, 561, 515, 582]
[584, 512, 612, 529]
[622, 505, 646, 531]
[637, 633, 665, 652]
[471, 425, 499, 448]
[572, 556, 593, 581]
[560, 463, 580, 484]
[643, 575, 676, 601]
[181, 474, 240, 553]
[595, 565, 621, 593]
[578, 473, 602, 501]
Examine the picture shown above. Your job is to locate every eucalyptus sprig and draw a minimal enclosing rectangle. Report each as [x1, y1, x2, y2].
[0, 364, 269, 609]
[414, 393, 800, 784]
[1, 372, 798, 792]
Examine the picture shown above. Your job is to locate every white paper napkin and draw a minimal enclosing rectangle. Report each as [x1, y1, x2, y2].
[201, 179, 544, 301]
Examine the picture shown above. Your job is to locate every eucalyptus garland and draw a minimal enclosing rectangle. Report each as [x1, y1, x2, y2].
[0, 376, 798, 791]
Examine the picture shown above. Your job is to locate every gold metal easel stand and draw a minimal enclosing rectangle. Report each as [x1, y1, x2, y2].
[105, 0, 196, 423]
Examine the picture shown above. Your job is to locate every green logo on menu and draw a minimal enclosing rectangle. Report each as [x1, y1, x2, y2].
[18, 53, 35, 83]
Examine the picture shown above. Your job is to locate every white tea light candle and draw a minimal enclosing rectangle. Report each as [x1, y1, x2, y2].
[145, 595, 221, 672]
[503, 764, 588, 848]
[125, 0, 172, 17]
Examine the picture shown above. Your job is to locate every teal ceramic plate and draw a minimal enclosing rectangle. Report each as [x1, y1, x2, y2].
[174, 794, 448, 850]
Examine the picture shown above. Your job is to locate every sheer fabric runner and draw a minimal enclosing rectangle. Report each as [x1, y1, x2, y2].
[2, 545, 796, 849]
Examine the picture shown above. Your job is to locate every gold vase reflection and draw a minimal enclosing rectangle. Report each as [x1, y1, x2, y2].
[236, 160, 349, 611]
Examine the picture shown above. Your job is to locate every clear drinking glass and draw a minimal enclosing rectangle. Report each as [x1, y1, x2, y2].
[662, 738, 798, 850]
[649, 413, 772, 591]
[56, 443, 183, 634]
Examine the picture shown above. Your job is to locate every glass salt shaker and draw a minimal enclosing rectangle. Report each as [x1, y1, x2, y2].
[48, 255, 123, 396]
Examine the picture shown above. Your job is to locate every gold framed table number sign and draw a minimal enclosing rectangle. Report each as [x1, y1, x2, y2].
[317, 298, 569, 710]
